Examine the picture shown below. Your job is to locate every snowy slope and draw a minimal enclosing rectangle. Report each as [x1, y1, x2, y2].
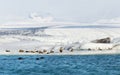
[0, 25, 120, 54]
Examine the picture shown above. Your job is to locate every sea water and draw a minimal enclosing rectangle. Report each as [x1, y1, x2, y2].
[0, 55, 120, 75]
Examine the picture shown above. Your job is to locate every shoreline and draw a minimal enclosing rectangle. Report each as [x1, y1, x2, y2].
[0, 50, 120, 55]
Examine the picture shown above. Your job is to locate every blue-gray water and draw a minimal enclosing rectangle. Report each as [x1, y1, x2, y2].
[0, 55, 120, 75]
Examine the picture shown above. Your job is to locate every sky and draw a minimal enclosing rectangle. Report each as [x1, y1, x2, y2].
[0, 0, 120, 24]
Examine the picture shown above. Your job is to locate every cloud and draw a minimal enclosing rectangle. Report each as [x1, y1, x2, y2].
[2, 12, 54, 25]
[1, 13, 81, 28]
[29, 12, 54, 23]
[95, 17, 120, 24]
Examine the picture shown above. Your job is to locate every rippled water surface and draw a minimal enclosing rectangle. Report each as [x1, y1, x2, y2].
[0, 55, 120, 75]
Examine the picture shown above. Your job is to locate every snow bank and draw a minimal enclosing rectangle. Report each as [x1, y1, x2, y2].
[80, 43, 113, 50]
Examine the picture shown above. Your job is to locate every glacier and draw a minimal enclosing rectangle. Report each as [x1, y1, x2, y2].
[0, 25, 120, 55]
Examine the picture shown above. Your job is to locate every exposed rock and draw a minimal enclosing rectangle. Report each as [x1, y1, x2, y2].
[50, 50, 54, 53]
[39, 51, 43, 54]
[91, 37, 111, 43]
[25, 51, 30, 53]
[19, 50, 24, 52]
[59, 47, 63, 53]
[43, 49, 47, 53]
[35, 51, 39, 53]
[88, 48, 91, 51]
[47, 52, 50, 54]
[5, 50, 10, 52]
[69, 48, 74, 52]
[30, 51, 35, 53]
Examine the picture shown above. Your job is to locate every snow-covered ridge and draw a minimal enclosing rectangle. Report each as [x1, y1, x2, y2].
[0, 25, 120, 55]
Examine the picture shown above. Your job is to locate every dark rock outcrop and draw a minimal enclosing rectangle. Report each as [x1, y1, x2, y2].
[5, 50, 10, 52]
[91, 37, 111, 43]
[19, 50, 24, 52]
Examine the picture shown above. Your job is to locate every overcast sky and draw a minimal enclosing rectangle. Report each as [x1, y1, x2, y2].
[0, 0, 120, 24]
